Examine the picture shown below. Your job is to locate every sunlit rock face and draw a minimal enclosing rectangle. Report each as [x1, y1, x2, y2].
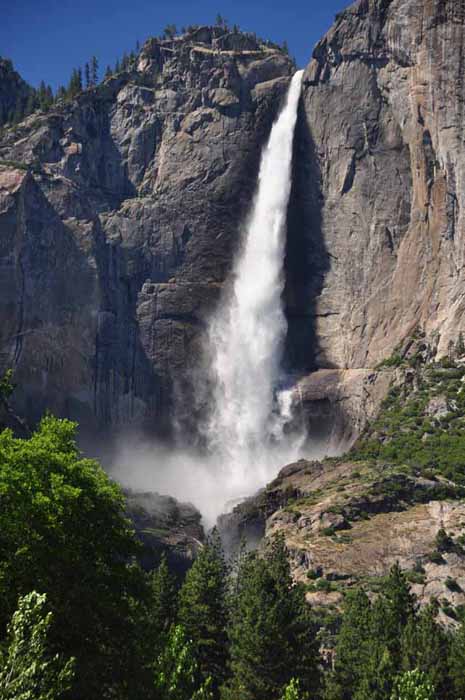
[2, 0, 465, 451]
[0, 29, 293, 435]
[287, 0, 465, 392]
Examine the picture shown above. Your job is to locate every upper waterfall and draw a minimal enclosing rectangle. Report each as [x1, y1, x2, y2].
[204, 69, 305, 506]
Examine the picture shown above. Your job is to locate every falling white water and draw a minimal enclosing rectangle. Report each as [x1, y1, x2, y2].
[110, 71, 306, 526]
[204, 69, 305, 506]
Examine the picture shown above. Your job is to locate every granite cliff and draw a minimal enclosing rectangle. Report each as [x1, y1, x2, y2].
[0, 28, 293, 438]
[1, 0, 465, 450]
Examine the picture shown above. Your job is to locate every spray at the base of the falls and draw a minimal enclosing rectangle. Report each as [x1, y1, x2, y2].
[202, 69, 305, 508]
[111, 71, 306, 525]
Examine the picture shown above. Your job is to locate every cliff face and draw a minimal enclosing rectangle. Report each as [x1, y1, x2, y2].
[0, 30, 293, 434]
[2, 0, 465, 446]
[286, 0, 465, 444]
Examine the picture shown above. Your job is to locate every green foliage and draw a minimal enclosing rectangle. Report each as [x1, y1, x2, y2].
[154, 624, 214, 700]
[0, 416, 144, 699]
[352, 360, 465, 484]
[0, 369, 13, 401]
[223, 536, 320, 700]
[178, 530, 228, 692]
[0, 591, 75, 700]
[280, 677, 308, 700]
[390, 669, 436, 700]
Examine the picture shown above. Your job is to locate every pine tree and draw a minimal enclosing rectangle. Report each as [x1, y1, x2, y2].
[12, 95, 23, 124]
[281, 678, 308, 700]
[224, 536, 320, 700]
[178, 530, 229, 693]
[0, 591, 75, 699]
[354, 565, 416, 700]
[327, 588, 372, 700]
[390, 669, 436, 700]
[149, 553, 178, 646]
[456, 332, 465, 357]
[449, 615, 465, 699]
[85, 62, 91, 88]
[115, 58, 121, 74]
[24, 91, 36, 117]
[91, 56, 98, 86]
[163, 24, 177, 39]
[401, 603, 449, 699]
[105, 65, 112, 80]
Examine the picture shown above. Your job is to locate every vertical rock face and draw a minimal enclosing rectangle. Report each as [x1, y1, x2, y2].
[281, 0, 465, 447]
[291, 0, 465, 373]
[0, 32, 293, 435]
[2, 1, 465, 447]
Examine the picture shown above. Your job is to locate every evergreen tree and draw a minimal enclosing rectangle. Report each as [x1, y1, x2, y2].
[85, 62, 90, 88]
[354, 565, 416, 700]
[149, 554, 178, 648]
[25, 90, 36, 117]
[327, 588, 372, 700]
[91, 56, 98, 86]
[105, 65, 112, 79]
[0, 591, 75, 700]
[449, 615, 465, 699]
[115, 58, 121, 73]
[154, 625, 214, 700]
[456, 332, 465, 357]
[163, 24, 177, 39]
[390, 669, 436, 700]
[224, 536, 320, 700]
[401, 603, 449, 699]
[12, 95, 23, 124]
[178, 530, 229, 692]
[281, 678, 308, 700]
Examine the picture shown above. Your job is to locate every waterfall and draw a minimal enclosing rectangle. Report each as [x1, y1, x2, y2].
[111, 71, 305, 525]
[204, 69, 305, 506]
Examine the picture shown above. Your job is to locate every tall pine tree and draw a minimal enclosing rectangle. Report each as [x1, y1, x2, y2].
[178, 530, 229, 694]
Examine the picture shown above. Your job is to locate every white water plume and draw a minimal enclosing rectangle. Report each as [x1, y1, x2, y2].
[111, 71, 306, 525]
[202, 69, 305, 509]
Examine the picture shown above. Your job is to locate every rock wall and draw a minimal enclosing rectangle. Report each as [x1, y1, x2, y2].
[2, 1, 465, 448]
[289, 0, 465, 374]
[0, 30, 293, 436]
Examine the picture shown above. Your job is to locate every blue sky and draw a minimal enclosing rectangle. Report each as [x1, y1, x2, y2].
[2, 0, 351, 91]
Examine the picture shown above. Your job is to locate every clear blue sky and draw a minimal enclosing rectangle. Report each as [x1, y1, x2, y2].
[2, 0, 351, 91]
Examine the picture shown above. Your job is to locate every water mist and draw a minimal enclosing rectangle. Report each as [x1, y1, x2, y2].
[202, 69, 305, 510]
[111, 71, 306, 525]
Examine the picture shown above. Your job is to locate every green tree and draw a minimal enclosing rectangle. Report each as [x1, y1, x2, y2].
[401, 603, 449, 698]
[327, 588, 372, 700]
[390, 669, 436, 700]
[449, 614, 465, 699]
[224, 536, 320, 700]
[0, 591, 75, 700]
[148, 553, 178, 653]
[91, 56, 98, 85]
[154, 625, 214, 700]
[281, 678, 308, 700]
[178, 530, 228, 692]
[85, 62, 90, 88]
[354, 566, 415, 700]
[163, 24, 177, 39]
[0, 416, 144, 699]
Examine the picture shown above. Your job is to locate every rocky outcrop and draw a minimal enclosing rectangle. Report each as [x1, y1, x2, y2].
[288, 0, 465, 380]
[0, 31, 293, 435]
[219, 456, 465, 623]
[125, 489, 204, 575]
[3, 0, 465, 448]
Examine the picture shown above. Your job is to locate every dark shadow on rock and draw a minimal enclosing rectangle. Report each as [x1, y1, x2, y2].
[283, 92, 330, 374]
